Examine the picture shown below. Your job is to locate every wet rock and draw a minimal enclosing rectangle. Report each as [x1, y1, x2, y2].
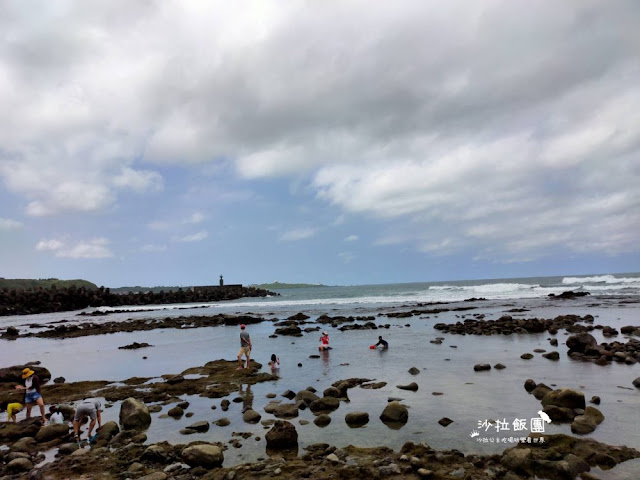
[571, 406, 604, 434]
[474, 364, 491, 371]
[243, 409, 261, 423]
[500, 448, 532, 476]
[397, 382, 419, 391]
[542, 405, 575, 422]
[360, 382, 387, 389]
[379, 463, 401, 476]
[438, 417, 453, 427]
[186, 421, 210, 432]
[168, 406, 184, 418]
[282, 390, 296, 400]
[295, 390, 320, 406]
[417, 468, 435, 478]
[139, 473, 167, 480]
[633, 377, 640, 389]
[345, 412, 369, 427]
[309, 396, 341, 414]
[524, 379, 536, 392]
[550, 338, 558, 346]
[94, 420, 119, 447]
[273, 403, 299, 419]
[0, 364, 51, 384]
[380, 401, 408, 425]
[58, 442, 79, 455]
[142, 443, 172, 463]
[120, 397, 151, 430]
[521, 353, 534, 360]
[323, 386, 342, 397]
[542, 351, 560, 360]
[221, 399, 230, 411]
[314, 415, 331, 427]
[6, 457, 34, 473]
[494, 363, 506, 369]
[35, 423, 70, 442]
[148, 405, 162, 413]
[214, 418, 230, 427]
[566, 333, 597, 353]
[408, 367, 420, 375]
[119, 342, 153, 350]
[53, 376, 66, 384]
[2, 326, 20, 338]
[132, 433, 147, 443]
[265, 420, 298, 449]
[181, 444, 224, 468]
[590, 396, 601, 405]
[531, 383, 552, 400]
[541, 388, 586, 410]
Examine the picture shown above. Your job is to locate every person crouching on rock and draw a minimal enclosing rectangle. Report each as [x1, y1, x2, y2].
[237, 324, 252, 370]
[0, 400, 24, 423]
[73, 399, 102, 441]
[14, 368, 46, 425]
[319, 331, 330, 351]
[49, 405, 65, 425]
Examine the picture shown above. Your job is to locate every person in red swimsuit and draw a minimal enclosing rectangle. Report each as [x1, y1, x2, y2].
[318, 331, 330, 351]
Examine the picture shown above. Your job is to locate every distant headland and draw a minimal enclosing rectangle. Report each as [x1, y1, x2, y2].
[251, 281, 327, 289]
[0, 277, 276, 317]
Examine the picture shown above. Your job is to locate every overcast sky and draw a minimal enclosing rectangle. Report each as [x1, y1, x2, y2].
[1, 0, 639, 287]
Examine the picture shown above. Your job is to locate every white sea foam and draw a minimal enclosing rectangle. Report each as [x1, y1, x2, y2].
[562, 274, 638, 284]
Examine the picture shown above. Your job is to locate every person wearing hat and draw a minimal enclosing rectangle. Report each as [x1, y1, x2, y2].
[237, 324, 252, 369]
[14, 367, 46, 424]
[319, 331, 330, 351]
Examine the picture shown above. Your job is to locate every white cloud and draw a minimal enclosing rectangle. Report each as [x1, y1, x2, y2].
[344, 235, 359, 242]
[141, 244, 167, 252]
[0, 218, 23, 230]
[184, 212, 206, 224]
[36, 239, 65, 252]
[1, 1, 639, 261]
[175, 231, 208, 242]
[280, 228, 318, 242]
[36, 237, 113, 258]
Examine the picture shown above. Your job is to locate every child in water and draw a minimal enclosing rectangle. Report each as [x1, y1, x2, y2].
[268, 354, 280, 371]
[319, 331, 330, 351]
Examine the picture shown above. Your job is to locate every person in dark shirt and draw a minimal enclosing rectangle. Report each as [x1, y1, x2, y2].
[375, 336, 389, 349]
[237, 324, 252, 369]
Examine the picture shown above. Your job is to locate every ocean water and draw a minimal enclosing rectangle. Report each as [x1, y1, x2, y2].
[1, 273, 639, 476]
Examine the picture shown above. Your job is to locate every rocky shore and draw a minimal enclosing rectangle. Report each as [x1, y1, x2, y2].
[2, 298, 640, 480]
[1, 355, 639, 480]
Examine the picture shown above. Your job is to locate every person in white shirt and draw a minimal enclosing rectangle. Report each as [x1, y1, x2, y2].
[49, 405, 65, 424]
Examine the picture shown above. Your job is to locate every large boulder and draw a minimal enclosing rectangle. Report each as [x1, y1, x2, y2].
[181, 444, 224, 468]
[265, 420, 298, 450]
[94, 421, 119, 447]
[0, 422, 40, 442]
[6, 457, 34, 474]
[541, 388, 586, 410]
[243, 409, 261, 423]
[500, 448, 532, 476]
[566, 333, 597, 353]
[309, 396, 341, 414]
[295, 390, 320, 406]
[273, 403, 299, 419]
[35, 423, 70, 442]
[345, 412, 369, 427]
[0, 365, 51, 384]
[119, 397, 151, 430]
[571, 406, 605, 435]
[380, 401, 408, 425]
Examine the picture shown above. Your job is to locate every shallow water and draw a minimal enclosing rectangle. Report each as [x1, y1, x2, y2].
[1, 293, 639, 473]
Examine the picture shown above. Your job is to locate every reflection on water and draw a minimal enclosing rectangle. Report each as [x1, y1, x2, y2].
[0, 294, 639, 474]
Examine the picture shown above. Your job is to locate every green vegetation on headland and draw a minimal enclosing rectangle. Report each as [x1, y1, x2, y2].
[252, 281, 327, 289]
[0, 278, 97, 291]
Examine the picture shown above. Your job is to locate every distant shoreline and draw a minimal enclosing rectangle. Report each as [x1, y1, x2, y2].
[251, 282, 328, 289]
